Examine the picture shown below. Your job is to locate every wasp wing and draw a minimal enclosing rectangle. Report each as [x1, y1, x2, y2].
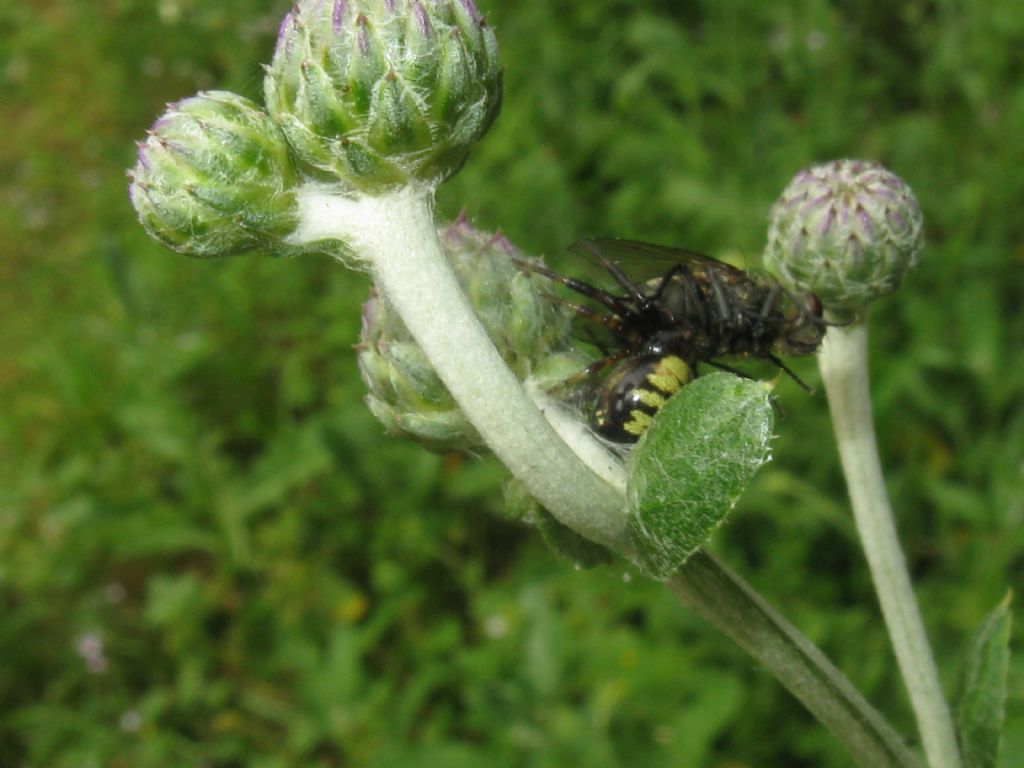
[568, 237, 748, 286]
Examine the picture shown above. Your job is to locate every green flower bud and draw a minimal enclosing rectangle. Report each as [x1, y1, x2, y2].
[264, 0, 502, 192]
[764, 159, 924, 311]
[360, 285, 483, 451]
[128, 91, 299, 259]
[438, 218, 578, 376]
[357, 218, 583, 452]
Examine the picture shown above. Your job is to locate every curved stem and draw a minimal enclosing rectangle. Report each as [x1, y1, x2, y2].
[670, 551, 920, 768]
[294, 184, 629, 549]
[818, 321, 961, 768]
[294, 183, 920, 768]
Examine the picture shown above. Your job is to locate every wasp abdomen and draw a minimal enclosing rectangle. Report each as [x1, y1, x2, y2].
[591, 354, 694, 442]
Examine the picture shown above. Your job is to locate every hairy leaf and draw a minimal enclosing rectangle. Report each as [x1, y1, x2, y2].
[958, 591, 1013, 768]
[627, 374, 774, 579]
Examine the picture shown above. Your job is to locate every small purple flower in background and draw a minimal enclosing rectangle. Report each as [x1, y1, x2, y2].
[105, 582, 127, 604]
[75, 631, 108, 674]
[119, 709, 142, 732]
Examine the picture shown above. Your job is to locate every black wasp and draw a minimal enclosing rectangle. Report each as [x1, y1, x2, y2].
[521, 238, 827, 443]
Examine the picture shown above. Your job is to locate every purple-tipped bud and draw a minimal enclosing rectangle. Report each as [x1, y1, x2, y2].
[264, 0, 502, 192]
[128, 91, 299, 259]
[412, 1, 431, 36]
[764, 159, 924, 312]
[332, 0, 346, 30]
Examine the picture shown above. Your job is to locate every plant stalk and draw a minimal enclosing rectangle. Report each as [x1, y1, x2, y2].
[670, 550, 920, 768]
[293, 184, 630, 549]
[818, 321, 961, 768]
[295, 184, 921, 768]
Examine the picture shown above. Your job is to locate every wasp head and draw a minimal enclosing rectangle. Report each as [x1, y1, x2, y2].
[776, 292, 826, 357]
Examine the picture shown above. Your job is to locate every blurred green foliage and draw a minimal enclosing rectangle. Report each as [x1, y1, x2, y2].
[1, 1, 1021, 766]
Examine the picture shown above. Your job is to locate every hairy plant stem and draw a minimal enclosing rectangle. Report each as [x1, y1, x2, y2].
[294, 184, 920, 768]
[293, 184, 630, 548]
[818, 321, 961, 768]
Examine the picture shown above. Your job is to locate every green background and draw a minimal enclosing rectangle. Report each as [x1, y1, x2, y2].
[1, 1, 1021, 766]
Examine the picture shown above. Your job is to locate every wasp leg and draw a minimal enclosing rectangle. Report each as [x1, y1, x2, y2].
[511, 257, 634, 317]
[582, 325, 612, 357]
[650, 264, 687, 302]
[655, 264, 710, 329]
[708, 358, 790, 421]
[547, 295, 630, 340]
[767, 353, 815, 393]
[770, 393, 786, 419]
[704, 268, 739, 344]
[745, 282, 782, 337]
[576, 241, 648, 305]
[757, 283, 781, 320]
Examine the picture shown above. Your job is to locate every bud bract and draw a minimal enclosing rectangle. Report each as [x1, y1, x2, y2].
[360, 285, 484, 451]
[264, 0, 502, 192]
[128, 91, 299, 259]
[764, 159, 924, 311]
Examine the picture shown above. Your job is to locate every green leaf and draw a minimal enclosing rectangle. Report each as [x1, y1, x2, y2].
[957, 591, 1013, 768]
[535, 506, 615, 568]
[626, 373, 774, 580]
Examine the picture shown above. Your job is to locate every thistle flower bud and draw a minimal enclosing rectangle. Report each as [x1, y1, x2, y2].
[358, 218, 583, 452]
[264, 0, 502, 192]
[764, 160, 924, 312]
[128, 91, 299, 259]
[360, 286, 483, 451]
